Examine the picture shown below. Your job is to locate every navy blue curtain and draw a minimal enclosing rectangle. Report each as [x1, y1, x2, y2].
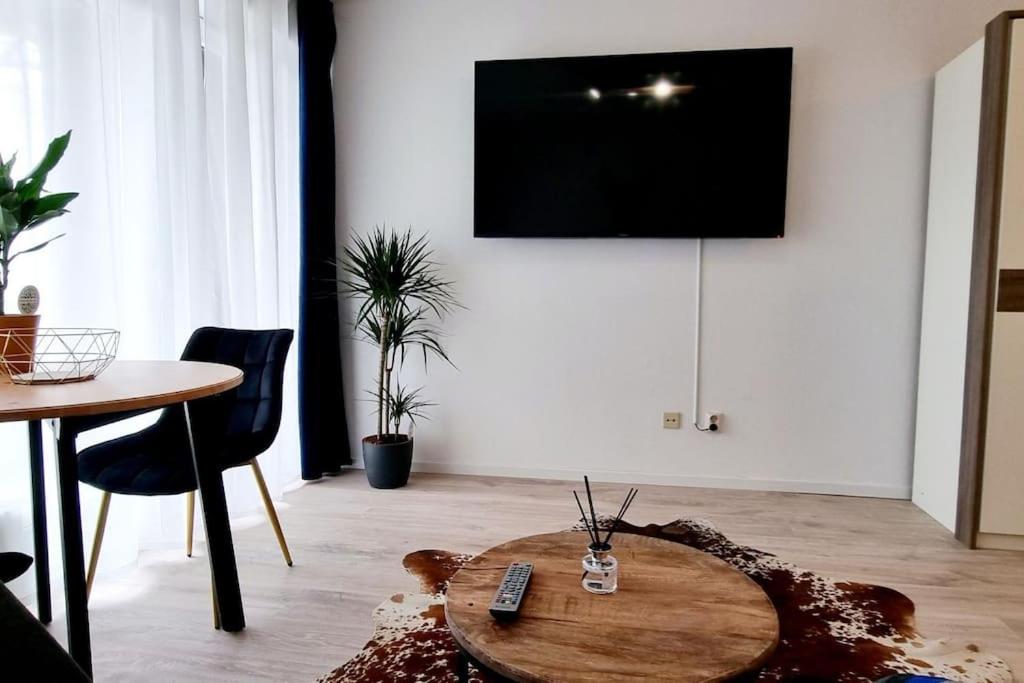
[297, 0, 351, 478]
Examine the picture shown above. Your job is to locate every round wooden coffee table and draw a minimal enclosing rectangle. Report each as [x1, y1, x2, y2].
[445, 531, 778, 682]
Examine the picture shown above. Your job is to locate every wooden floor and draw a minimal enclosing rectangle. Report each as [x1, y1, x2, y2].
[43, 472, 1024, 681]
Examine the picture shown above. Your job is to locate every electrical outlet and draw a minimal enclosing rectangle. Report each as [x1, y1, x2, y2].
[663, 412, 682, 429]
[705, 413, 723, 432]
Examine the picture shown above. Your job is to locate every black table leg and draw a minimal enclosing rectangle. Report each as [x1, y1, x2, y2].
[28, 419, 51, 624]
[453, 644, 510, 682]
[53, 419, 92, 678]
[183, 401, 245, 631]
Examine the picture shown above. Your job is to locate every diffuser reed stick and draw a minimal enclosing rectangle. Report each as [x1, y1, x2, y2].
[603, 488, 638, 546]
[584, 476, 601, 546]
[573, 490, 598, 545]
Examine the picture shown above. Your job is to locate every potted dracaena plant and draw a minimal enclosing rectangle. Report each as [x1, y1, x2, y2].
[0, 131, 77, 372]
[338, 226, 457, 489]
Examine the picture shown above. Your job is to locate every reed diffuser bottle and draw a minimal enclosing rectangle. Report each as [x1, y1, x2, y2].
[573, 477, 637, 596]
[581, 542, 618, 594]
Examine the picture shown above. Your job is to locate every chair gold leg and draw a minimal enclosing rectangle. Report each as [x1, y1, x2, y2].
[185, 491, 195, 558]
[86, 492, 112, 600]
[249, 459, 293, 567]
[211, 577, 221, 630]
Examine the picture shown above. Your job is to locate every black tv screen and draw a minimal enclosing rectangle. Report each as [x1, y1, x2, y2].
[474, 48, 793, 238]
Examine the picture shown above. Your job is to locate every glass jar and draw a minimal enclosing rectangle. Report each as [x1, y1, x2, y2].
[581, 542, 618, 594]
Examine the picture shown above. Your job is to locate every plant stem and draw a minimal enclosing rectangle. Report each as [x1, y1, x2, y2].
[383, 366, 392, 437]
[0, 243, 8, 316]
[387, 340, 399, 435]
[376, 307, 390, 439]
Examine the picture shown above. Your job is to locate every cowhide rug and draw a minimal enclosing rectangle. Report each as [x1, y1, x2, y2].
[318, 519, 1012, 683]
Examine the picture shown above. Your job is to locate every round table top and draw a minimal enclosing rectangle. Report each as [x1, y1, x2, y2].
[445, 530, 779, 683]
[0, 360, 243, 422]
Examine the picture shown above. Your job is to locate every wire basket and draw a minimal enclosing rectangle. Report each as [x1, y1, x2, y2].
[0, 328, 120, 384]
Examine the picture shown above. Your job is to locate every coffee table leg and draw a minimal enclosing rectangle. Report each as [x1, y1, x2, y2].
[28, 419, 52, 624]
[183, 401, 245, 632]
[456, 648, 469, 683]
[54, 419, 92, 677]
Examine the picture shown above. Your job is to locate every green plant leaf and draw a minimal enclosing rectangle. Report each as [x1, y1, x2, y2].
[14, 130, 72, 204]
[18, 192, 78, 226]
[22, 208, 69, 230]
[0, 153, 15, 195]
[0, 207, 18, 243]
[9, 233, 64, 261]
[363, 305, 455, 370]
[31, 191, 78, 215]
[21, 130, 71, 182]
[368, 382, 436, 433]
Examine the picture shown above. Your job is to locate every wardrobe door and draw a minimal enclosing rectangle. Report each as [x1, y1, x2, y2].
[978, 18, 1024, 550]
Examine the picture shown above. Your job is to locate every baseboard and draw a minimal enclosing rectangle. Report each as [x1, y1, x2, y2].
[350, 459, 910, 499]
[976, 532, 1024, 551]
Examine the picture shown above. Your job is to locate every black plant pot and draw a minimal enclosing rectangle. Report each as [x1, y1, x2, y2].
[362, 435, 414, 489]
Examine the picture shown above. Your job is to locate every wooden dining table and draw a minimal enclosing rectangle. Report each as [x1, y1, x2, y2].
[0, 360, 244, 678]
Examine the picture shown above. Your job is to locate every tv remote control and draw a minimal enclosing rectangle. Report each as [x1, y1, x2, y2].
[489, 562, 533, 620]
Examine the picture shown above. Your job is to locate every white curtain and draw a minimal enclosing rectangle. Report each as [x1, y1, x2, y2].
[0, 0, 300, 602]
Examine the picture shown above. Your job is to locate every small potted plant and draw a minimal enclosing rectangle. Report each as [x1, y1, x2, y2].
[338, 227, 457, 489]
[0, 131, 77, 371]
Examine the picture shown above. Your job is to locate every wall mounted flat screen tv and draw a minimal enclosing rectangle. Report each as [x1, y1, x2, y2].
[474, 48, 793, 238]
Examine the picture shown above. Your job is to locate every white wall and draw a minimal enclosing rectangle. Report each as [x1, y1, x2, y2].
[912, 38, 984, 531]
[334, 0, 1021, 498]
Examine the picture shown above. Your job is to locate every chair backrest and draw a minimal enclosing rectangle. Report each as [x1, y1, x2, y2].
[176, 326, 294, 463]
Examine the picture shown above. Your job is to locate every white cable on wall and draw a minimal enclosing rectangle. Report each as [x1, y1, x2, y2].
[692, 238, 705, 429]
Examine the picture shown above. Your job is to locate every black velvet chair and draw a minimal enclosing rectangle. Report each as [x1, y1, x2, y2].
[76, 327, 294, 626]
[0, 552, 89, 681]
[0, 552, 33, 584]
